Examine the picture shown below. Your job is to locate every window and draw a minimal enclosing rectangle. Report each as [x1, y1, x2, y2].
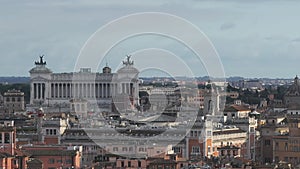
[81, 104, 85, 111]
[192, 146, 200, 154]
[138, 161, 141, 167]
[113, 147, 118, 152]
[284, 157, 288, 162]
[275, 142, 279, 150]
[53, 129, 57, 135]
[293, 146, 298, 152]
[265, 158, 271, 163]
[121, 161, 124, 167]
[46, 129, 49, 135]
[190, 131, 194, 137]
[4, 133, 10, 143]
[129, 147, 133, 152]
[48, 158, 55, 164]
[128, 161, 131, 167]
[285, 143, 288, 151]
[122, 147, 128, 152]
[0, 134, 2, 143]
[265, 140, 271, 146]
[208, 146, 211, 153]
[172, 147, 181, 153]
[65, 159, 72, 164]
[76, 104, 80, 111]
[139, 147, 144, 152]
[71, 104, 75, 111]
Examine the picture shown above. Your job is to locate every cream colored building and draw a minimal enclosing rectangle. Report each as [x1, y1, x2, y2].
[29, 55, 139, 112]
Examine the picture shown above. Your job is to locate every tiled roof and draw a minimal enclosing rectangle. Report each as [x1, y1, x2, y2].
[224, 105, 250, 112]
[25, 149, 77, 156]
[15, 149, 30, 157]
[0, 152, 13, 158]
[148, 159, 176, 165]
[27, 158, 43, 164]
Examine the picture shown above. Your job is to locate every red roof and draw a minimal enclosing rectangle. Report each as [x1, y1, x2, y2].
[224, 105, 250, 112]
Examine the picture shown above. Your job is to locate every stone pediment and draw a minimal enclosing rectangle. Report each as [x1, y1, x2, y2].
[31, 76, 49, 82]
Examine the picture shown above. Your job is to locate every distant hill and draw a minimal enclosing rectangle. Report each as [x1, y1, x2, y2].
[0, 77, 30, 84]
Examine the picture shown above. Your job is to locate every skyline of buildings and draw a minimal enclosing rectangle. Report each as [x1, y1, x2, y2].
[0, 56, 299, 168]
[1, 1, 300, 168]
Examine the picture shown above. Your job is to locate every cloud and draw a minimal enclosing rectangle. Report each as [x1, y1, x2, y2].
[1, 0, 300, 78]
[264, 36, 287, 42]
[291, 37, 300, 42]
[220, 22, 235, 31]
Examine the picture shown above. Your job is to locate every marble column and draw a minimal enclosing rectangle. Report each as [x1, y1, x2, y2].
[41, 83, 44, 99]
[30, 83, 34, 103]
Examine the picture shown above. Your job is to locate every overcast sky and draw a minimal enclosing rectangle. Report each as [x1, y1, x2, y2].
[1, 0, 300, 78]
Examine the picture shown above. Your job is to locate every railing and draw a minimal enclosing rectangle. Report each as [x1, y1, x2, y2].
[213, 133, 247, 140]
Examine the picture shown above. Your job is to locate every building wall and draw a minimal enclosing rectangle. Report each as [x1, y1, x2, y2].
[44, 136, 59, 145]
[273, 116, 300, 165]
[0, 123, 16, 155]
[3, 89, 25, 114]
[116, 159, 147, 168]
[212, 129, 247, 158]
[260, 134, 273, 163]
[273, 137, 300, 165]
[35, 155, 76, 169]
[284, 96, 300, 107]
[27, 160, 43, 169]
[0, 157, 13, 169]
